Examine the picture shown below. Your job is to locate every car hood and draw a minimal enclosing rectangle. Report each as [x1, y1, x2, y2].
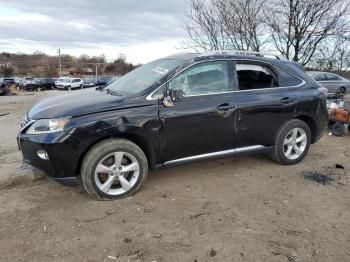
[27, 88, 149, 119]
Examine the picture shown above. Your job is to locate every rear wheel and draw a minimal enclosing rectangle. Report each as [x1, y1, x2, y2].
[335, 87, 346, 98]
[81, 139, 148, 200]
[67, 86, 71, 91]
[271, 119, 311, 165]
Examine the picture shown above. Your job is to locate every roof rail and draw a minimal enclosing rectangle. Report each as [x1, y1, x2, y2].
[197, 50, 283, 60]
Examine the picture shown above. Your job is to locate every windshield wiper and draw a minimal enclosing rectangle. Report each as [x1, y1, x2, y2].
[106, 88, 122, 96]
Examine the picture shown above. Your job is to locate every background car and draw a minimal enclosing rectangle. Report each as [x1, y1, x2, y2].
[95, 75, 117, 87]
[20, 77, 34, 89]
[24, 78, 56, 91]
[307, 71, 350, 98]
[56, 78, 84, 90]
[0, 77, 16, 87]
[83, 77, 96, 88]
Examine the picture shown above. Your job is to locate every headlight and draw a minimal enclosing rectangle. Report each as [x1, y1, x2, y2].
[25, 118, 70, 134]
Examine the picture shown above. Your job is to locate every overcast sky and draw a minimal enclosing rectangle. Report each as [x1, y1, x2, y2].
[0, 0, 189, 63]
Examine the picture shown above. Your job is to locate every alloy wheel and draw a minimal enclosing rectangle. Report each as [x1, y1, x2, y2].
[94, 151, 140, 196]
[336, 88, 345, 98]
[283, 127, 307, 160]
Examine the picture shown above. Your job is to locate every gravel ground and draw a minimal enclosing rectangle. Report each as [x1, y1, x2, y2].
[0, 91, 349, 262]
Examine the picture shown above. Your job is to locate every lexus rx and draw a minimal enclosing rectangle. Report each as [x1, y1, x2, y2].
[17, 52, 328, 200]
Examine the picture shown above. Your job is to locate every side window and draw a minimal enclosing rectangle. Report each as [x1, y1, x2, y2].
[314, 73, 326, 81]
[235, 63, 278, 90]
[168, 61, 230, 96]
[152, 85, 166, 99]
[326, 73, 341, 81]
[276, 68, 303, 86]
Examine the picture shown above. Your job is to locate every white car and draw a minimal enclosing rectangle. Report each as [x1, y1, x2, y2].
[56, 78, 84, 91]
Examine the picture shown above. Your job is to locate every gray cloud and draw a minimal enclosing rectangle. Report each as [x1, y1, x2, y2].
[0, 0, 186, 49]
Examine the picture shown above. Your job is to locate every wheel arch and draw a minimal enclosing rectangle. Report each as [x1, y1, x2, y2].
[75, 133, 155, 176]
[294, 114, 317, 143]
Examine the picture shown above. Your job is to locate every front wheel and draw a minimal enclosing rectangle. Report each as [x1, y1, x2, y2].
[271, 119, 311, 165]
[81, 139, 148, 200]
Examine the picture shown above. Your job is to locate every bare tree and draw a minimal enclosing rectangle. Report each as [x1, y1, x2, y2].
[266, 0, 349, 65]
[214, 0, 268, 51]
[183, 0, 228, 51]
[310, 35, 350, 75]
[183, 0, 267, 51]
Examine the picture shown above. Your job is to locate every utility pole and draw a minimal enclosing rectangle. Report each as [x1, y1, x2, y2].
[95, 64, 98, 76]
[57, 49, 62, 77]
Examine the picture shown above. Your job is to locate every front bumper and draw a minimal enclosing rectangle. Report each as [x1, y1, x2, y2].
[17, 128, 85, 186]
[56, 85, 67, 89]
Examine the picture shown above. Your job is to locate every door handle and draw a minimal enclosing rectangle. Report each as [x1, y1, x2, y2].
[217, 103, 236, 111]
[280, 97, 294, 104]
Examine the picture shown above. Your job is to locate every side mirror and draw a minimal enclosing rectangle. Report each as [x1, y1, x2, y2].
[162, 89, 185, 107]
[173, 89, 185, 101]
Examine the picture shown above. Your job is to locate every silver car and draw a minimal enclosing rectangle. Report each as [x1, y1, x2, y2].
[307, 71, 350, 98]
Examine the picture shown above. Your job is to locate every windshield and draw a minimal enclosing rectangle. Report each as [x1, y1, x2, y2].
[107, 59, 184, 94]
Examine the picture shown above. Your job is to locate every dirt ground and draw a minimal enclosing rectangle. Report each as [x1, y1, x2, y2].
[0, 91, 349, 262]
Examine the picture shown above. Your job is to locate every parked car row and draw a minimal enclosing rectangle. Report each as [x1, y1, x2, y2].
[0, 75, 118, 92]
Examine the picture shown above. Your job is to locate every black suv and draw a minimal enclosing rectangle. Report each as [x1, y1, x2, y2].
[17, 52, 328, 200]
[24, 78, 55, 91]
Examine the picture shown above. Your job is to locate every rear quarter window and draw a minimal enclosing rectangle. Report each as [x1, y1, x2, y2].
[276, 68, 303, 86]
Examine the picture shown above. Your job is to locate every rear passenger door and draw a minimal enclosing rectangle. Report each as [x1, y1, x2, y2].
[233, 60, 303, 148]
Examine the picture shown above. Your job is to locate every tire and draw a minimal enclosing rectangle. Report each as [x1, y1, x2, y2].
[332, 122, 345, 137]
[335, 87, 346, 98]
[81, 138, 148, 200]
[80, 84, 83, 89]
[271, 119, 311, 165]
[67, 86, 71, 91]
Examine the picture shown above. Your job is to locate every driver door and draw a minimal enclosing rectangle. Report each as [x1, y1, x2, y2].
[159, 60, 237, 163]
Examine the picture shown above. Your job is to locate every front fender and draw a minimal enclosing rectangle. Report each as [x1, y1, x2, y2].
[65, 105, 162, 169]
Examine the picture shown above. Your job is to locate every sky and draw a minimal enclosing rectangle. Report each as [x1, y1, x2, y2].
[0, 0, 189, 63]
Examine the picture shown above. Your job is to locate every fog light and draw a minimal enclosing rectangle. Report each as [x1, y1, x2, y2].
[37, 150, 49, 160]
